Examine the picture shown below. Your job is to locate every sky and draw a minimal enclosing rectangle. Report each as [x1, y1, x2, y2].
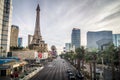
[12, 0, 120, 52]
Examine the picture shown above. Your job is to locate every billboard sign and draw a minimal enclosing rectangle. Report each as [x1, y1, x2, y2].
[38, 53, 42, 58]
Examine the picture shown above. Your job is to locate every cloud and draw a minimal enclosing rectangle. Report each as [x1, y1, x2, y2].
[12, 0, 120, 51]
[98, 9, 120, 23]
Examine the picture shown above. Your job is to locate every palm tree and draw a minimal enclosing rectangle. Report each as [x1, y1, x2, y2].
[81, 46, 85, 70]
[74, 53, 77, 68]
[85, 51, 93, 80]
[97, 50, 106, 80]
[85, 49, 97, 80]
[93, 52, 97, 80]
[75, 46, 84, 71]
[69, 51, 74, 64]
[117, 46, 120, 74]
[104, 44, 116, 80]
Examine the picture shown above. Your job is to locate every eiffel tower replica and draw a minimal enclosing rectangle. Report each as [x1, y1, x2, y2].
[29, 4, 48, 52]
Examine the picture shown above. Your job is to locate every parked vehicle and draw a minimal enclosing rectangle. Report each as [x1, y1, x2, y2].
[68, 72, 76, 80]
[67, 69, 72, 73]
[75, 71, 84, 80]
[96, 68, 103, 80]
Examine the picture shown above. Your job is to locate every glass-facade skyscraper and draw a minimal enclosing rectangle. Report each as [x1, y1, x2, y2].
[18, 37, 23, 47]
[87, 31, 112, 51]
[71, 28, 80, 49]
[65, 43, 72, 52]
[113, 34, 120, 47]
[0, 0, 12, 55]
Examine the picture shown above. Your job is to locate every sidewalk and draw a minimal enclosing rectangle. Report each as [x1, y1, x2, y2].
[0, 66, 44, 80]
[21, 66, 44, 80]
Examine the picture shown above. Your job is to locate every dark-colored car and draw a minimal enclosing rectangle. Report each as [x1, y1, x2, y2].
[68, 72, 76, 80]
[67, 69, 72, 73]
[76, 72, 84, 80]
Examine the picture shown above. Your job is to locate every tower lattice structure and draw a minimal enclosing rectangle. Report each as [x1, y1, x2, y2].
[29, 4, 47, 52]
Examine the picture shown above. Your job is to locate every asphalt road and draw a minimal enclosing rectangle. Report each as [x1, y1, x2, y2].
[29, 57, 76, 80]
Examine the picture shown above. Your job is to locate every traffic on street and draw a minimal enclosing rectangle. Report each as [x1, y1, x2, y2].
[29, 56, 83, 80]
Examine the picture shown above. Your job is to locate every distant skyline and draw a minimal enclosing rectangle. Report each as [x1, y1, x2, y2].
[12, 0, 120, 52]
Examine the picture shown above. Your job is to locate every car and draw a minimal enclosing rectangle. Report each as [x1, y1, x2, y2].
[75, 71, 84, 80]
[70, 77, 76, 80]
[67, 69, 72, 73]
[96, 69, 103, 80]
[68, 72, 76, 80]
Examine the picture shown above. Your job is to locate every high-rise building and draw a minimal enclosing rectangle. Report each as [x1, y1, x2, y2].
[87, 31, 113, 51]
[71, 28, 81, 49]
[0, 0, 12, 55]
[18, 37, 22, 47]
[28, 34, 33, 46]
[29, 4, 48, 52]
[10, 25, 19, 47]
[113, 34, 120, 47]
[65, 43, 73, 52]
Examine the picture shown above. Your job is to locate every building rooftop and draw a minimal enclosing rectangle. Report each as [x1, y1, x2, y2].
[0, 57, 20, 64]
[0, 59, 15, 64]
[73, 28, 80, 30]
[11, 25, 19, 29]
[87, 30, 112, 33]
